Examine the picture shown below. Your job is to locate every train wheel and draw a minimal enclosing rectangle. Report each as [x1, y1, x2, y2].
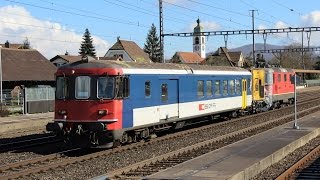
[121, 132, 128, 144]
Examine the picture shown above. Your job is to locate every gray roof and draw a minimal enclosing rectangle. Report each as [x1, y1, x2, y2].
[1, 48, 57, 81]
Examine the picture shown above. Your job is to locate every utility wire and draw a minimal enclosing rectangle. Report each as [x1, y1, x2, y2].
[239, 0, 295, 27]
[163, 0, 251, 29]
[271, 0, 303, 16]
[4, 0, 149, 28]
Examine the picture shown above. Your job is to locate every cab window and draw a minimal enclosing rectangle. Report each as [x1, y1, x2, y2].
[97, 77, 115, 99]
[75, 76, 91, 99]
[56, 76, 69, 99]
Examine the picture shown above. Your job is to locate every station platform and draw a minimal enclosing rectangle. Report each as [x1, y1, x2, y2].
[147, 111, 320, 180]
[0, 112, 53, 133]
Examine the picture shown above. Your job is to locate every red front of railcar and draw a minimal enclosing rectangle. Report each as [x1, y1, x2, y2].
[47, 66, 126, 147]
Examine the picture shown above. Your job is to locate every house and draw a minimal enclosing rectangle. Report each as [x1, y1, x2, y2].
[0, 47, 57, 89]
[202, 47, 248, 67]
[104, 38, 152, 63]
[50, 54, 82, 67]
[171, 52, 204, 64]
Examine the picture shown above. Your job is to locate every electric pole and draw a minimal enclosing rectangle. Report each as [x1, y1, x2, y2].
[250, 10, 257, 67]
[159, 0, 164, 63]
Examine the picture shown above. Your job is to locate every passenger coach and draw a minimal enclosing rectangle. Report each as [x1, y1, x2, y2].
[47, 60, 252, 147]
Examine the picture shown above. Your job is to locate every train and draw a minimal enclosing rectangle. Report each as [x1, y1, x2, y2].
[46, 60, 294, 147]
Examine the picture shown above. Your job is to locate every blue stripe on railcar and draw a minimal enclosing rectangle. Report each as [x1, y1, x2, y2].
[122, 73, 251, 128]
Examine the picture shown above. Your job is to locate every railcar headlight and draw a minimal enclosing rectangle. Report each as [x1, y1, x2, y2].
[58, 109, 67, 115]
[98, 110, 107, 116]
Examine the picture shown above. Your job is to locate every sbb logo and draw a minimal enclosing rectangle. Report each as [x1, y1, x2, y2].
[199, 103, 216, 111]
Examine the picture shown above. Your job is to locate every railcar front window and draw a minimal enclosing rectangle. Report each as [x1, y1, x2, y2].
[97, 77, 115, 99]
[56, 77, 69, 99]
[75, 76, 91, 99]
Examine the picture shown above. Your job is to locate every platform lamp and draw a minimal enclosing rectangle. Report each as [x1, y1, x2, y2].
[291, 73, 299, 129]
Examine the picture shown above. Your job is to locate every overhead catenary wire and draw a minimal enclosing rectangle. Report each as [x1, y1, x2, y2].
[162, 0, 251, 29]
[4, 0, 150, 28]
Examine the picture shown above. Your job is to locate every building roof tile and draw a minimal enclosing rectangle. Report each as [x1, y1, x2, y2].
[176, 52, 204, 64]
[1, 48, 57, 81]
[109, 40, 151, 63]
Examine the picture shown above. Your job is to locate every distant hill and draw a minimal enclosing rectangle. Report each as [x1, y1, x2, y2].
[230, 43, 283, 60]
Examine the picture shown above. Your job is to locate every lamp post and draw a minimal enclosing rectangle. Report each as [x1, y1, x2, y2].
[293, 73, 299, 129]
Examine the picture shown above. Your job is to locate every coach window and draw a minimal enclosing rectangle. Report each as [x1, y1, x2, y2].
[123, 77, 130, 98]
[206, 80, 212, 96]
[145, 81, 151, 97]
[278, 74, 281, 82]
[161, 84, 168, 102]
[235, 79, 241, 94]
[284, 74, 287, 82]
[75, 76, 91, 99]
[197, 80, 204, 98]
[56, 76, 69, 99]
[229, 80, 235, 95]
[215, 80, 220, 96]
[223, 80, 228, 96]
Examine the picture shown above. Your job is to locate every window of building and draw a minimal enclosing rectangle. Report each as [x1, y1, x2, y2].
[223, 80, 228, 96]
[278, 74, 281, 82]
[215, 80, 220, 95]
[161, 84, 168, 102]
[206, 80, 212, 96]
[202, 37, 204, 44]
[235, 79, 241, 94]
[114, 54, 123, 58]
[75, 76, 91, 99]
[145, 81, 151, 97]
[197, 80, 204, 97]
[195, 37, 199, 44]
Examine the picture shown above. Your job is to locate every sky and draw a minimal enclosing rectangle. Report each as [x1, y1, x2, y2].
[0, 0, 319, 59]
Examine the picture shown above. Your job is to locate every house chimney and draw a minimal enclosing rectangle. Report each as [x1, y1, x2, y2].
[65, 50, 69, 55]
[117, 36, 120, 41]
[4, 40, 9, 48]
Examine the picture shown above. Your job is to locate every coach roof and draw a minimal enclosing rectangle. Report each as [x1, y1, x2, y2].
[59, 60, 250, 75]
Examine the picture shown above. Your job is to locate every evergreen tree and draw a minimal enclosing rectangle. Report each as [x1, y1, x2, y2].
[144, 24, 161, 63]
[79, 28, 96, 57]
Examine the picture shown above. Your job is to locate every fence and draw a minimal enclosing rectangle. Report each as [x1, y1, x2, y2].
[24, 86, 55, 114]
[0, 89, 23, 113]
[0, 86, 55, 114]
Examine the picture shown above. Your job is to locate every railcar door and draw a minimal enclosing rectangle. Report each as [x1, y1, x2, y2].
[159, 79, 179, 120]
[242, 79, 247, 109]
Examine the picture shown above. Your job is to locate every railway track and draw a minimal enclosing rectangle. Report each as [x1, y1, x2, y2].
[0, 148, 84, 180]
[0, 133, 62, 153]
[28, 97, 320, 179]
[276, 145, 320, 180]
[98, 105, 320, 179]
[1, 90, 320, 179]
